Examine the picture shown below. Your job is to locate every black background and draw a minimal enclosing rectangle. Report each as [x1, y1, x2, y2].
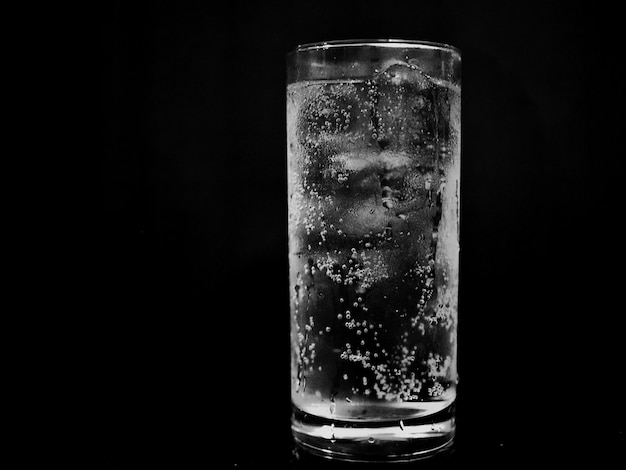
[96, 1, 624, 467]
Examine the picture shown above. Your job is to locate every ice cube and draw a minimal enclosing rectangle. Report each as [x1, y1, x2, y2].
[292, 81, 378, 196]
[297, 81, 375, 151]
[341, 199, 396, 236]
[372, 61, 439, 153]
[376, 60, 432, 90]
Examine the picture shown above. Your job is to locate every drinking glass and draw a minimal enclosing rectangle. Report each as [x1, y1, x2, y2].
[287, 39, 461, 462]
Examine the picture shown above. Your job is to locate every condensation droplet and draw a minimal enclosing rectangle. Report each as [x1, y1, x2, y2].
[367, 437, 375, 444]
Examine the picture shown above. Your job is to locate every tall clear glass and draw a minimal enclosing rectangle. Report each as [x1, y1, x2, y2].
[287, 39, 461, 462]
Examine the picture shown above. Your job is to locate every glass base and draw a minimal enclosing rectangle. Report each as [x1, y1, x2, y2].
[291, 403, 455, 463]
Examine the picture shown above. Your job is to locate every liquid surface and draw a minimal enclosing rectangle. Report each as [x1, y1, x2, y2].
[287, 62, 460, 424]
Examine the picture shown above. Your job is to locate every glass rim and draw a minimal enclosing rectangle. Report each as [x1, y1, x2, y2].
[290, 39, 461, 56]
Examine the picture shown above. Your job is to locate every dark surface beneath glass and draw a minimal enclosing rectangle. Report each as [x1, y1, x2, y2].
[97, 395, 624, 469]
[99, 426, 624, 469]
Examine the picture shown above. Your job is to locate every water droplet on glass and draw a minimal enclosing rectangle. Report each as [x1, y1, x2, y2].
[399, 420, 405, 430]
[367, 437, 375, 444]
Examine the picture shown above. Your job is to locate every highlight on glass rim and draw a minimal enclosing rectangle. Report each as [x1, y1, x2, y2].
[287, 39, 462, 462]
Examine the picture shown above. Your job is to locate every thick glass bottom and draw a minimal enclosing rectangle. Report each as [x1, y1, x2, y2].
[291, 402, 455, 462]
